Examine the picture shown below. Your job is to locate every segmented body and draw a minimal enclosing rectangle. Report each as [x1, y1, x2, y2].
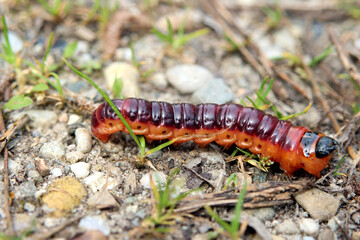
[91, 98, 336, 176]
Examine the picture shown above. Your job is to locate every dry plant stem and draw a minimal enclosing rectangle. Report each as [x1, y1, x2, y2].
[201, 0, 311, 100]
[0, 114, 29, 153]
[0, 110, 14, 236]
[328, 26, 360, 87]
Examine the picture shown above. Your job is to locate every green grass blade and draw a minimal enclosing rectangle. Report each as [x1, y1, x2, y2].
[151, 28, 171, 43]
[166, 18, 174, 44]
[309, 45, 333, 67]
[146, 138, 178, 156]
[50, 72, 64, 96]
[174, 28, 209, 48]
[42, 32, 54, 74]
[205, 205, 233, 233]
[230, 183, 247, 233]
[63, 41, 78, 58]
[280, 102, 312, 120]
[64, 58, 144, 155]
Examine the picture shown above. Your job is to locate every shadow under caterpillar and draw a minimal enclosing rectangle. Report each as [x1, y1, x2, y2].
[91, 98, 338, 177]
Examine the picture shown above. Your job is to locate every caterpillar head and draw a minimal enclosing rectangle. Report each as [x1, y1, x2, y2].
[315, 136, 338, 158]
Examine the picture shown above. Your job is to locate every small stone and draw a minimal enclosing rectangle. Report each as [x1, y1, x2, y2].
[275, 219, 300, 235]
[75, 128, 92, 153]
[51, 168, 62, 177]
[140, 171, 166, 189]
[148, 72, 168, 89]
[35, 158, 50, 176]
[88, 190, 119, 210]
[303, 237, 315, 240]
[66, 151, 85, 163]
[352, 232, 360, 240]
[15, 180, 37, 199]
[24, 202, 35, 212]
[0, 159, 21, 174]
[68, 114, 82, 125]
[13, 214, 32, 233]
[79, 216, 110, 236]
[84, 172, 117, 193]
[351, 211, 360, 225]
[58, 112, 68, 123]
[99, 140, 123, 153]
[1, 31, 24, 52]
[298, 218, 319, 236]
[166, 64, 213, 94]
[104, 62, 140, 98]
[243, 207, 275, 223]
[40, 141, 66, 160]
[44, 217, 62, 228]
[191, 78, 233, 104]
[73, 230, 107, 240]
[11, 110, 57, 128]
[27, 170, 42, 182]
[318, 228, 335, 240]
[71, 162, 91, 178]
[294, 188, 340, 221]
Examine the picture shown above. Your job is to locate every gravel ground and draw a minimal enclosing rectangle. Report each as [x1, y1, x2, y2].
[0, 0, 360, 240]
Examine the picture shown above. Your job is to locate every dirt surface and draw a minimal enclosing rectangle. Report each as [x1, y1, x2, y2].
[0, 0, 360, 239]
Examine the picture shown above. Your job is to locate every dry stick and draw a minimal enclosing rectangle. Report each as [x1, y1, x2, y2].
[202, 0, 311, 100]
[0, 115, 29, 153]
[327, 27, 360, 166]
[0, 110, 14, 236]
[328, 26, 360, 87]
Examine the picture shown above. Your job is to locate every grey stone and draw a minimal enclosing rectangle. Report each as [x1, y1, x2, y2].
[79, 215, 110, 236]
[166, 64, 213, 94]
[318, 228, 335, 240]
[275, 219, 300, 235]
[71, 162, 91, 178]
[27, 170, 42, 182]
[40, 141, 66, 160]
[149, 72, 168, 89]
[0, 159, 21, 175]
[243, 207, 275, 223]
[15, 180, 37, 199]
[68, 114, 82, 125]
[294, 188, 340, 221]
[298, 218, 319, 236]
[13, 214, 32, 233]
[24, 203, 35, 212]
[191, 78, 233, 104]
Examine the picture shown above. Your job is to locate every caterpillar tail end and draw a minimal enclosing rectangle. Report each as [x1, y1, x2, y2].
[91, 125, 111, 143]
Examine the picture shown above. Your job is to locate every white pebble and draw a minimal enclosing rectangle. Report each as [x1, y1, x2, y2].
[79, 215, 110, 236]
[66, 151, 85, 163]
[39, 141, 66, 160]
[75, 128, 92, 153]
[84, 172, 117, 193]
[24, 203, 35, 212]
[298, 218, 319, 236]
[0, 159, 21, 174]
[140, 171, 166, 189]
[71, 162, 90, 178]
[51, 168, 62, 177]
[68, 114, 82, 125]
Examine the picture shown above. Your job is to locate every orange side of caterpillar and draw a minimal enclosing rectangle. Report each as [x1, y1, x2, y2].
[91, 98, 338, 177]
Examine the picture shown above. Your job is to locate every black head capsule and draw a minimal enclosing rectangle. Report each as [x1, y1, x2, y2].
[315, 136, 339, 158]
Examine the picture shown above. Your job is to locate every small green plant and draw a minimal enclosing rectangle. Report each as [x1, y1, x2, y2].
[64, 59, 178, 160]
[37, 0, 72, 21]
[142, 167, 199, 232]
[333, 156, 346, 177]
[234, 148, 273, 172]
[262, 7, 282, 29]
[130, 41, 156, 78]
[152, 18, 209, 51]
[84, 0, 116, 34]
[205, 183, 247, 240]
[62, 41, 78, 59]
[0, 16, 20, 68]
[223, 173, 241, 191]
[309, 45, 333, 67]
[112, 77, 124, 99]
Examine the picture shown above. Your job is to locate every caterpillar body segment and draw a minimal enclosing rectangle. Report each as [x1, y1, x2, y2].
[91, 98, 338, 177]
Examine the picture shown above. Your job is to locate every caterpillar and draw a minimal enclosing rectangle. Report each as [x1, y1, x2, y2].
[91, 98, 338, 177]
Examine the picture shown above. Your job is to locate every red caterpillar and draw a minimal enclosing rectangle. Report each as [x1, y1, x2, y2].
[91, 98, 338, 177]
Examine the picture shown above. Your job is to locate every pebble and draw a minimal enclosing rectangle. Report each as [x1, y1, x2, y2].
[148, 72, 168, 89]
[75, 128, 93, 153]
[294, 188, 340, 221]
[27, 170, 42, 182]
[191, 78, 233, 104]
[104, 62, 140, 98]
[13, 214, 32, 233]
[243, 207, 275, 223]
[71, 162, 91, 178]
[1, 31, 24, 52]
[15, 180, 37, 199]
[84, 172, 117, 193]
[58, 112, 69, 123]
[298, 218, 319, 236]
[140, 171, 166, 189]
[11, 110, 57, 128]
[68, 114, 82, 125]
[24, 202, 35, 212]
[0, 159, 21, 174]
[327, 217, 340, 231]
[35, 157, 50, 177]
[79, 215, 110, 236]
[88, 190, 119, 210]
[166, 64, 213, 94]
[51, 168, 62, 177]
[199, 151, 224, 165]
[353, 232, 360, 240]
[40, 141, 66, 160]
[66, 151, 86, 163]
[275, 219, 300, 235]
[318, 228, 335, 240]
[44, 217, 62, 228]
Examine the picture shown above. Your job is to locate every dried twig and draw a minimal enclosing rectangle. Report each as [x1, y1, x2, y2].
[174, 181, 309, 213]
[0, 114, 29, 153]
[0, 110, 14, 236]
[183, 165, 216, 189]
